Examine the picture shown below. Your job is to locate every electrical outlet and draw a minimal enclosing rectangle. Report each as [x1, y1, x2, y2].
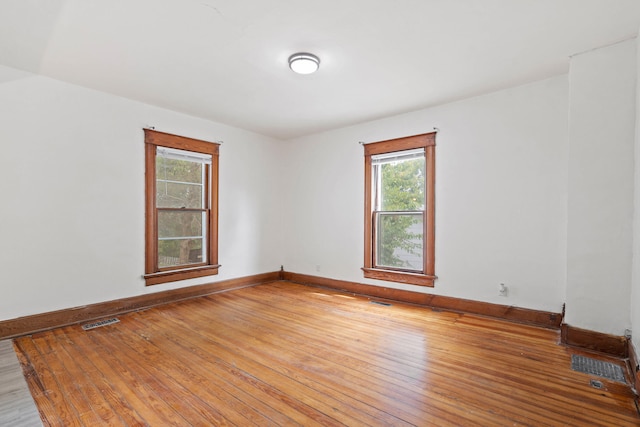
[498, 283, 508, 297]
[315, 264, 321, 272]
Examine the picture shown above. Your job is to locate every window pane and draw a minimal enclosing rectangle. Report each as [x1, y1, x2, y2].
[156, 181, 203, 208]
[158, 238, 204, 268]
[156, 155, 204, 209]
[158, 210, 206, 268]
[158, 211, 204, 239]
[379, 156, 425, 211]
[156, 156, 203, 184]
[375, 212, 423, 271]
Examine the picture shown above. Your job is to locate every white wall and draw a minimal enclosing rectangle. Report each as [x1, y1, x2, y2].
[3, 39, 639, 344]
[0, 65, 284, 321]
[565, 39, 637, 336]
[282, 75, 569, 313]
[633, 34, 640, 353]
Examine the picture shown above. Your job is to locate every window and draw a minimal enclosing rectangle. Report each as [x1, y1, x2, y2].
[144, 129, 220, 286]
[363, 132, 436, 286]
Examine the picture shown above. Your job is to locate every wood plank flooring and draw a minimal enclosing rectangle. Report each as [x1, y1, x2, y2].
[12, 281, 640, 426]
[0, 339, 42, 426]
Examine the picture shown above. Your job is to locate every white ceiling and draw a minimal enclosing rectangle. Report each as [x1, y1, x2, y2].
[2, 0, 640, 139]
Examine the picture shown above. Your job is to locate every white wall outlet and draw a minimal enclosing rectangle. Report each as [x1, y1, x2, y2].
[498, 283, 508, 297]
[315, 264, 321, 272]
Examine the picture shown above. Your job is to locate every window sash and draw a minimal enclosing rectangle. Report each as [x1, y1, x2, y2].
[372, 150, 425, 212]
[373, 211, 425, 273]
[156, 208, 208, 270]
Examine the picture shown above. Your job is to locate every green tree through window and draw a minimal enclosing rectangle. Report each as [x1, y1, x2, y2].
[376, 154, 425, 269]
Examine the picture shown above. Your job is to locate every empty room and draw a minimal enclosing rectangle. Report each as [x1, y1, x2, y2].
[1, 0, 640, 425]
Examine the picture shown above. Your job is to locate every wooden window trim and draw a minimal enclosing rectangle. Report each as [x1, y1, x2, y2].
[144, 129, 220, 286]
[363, 132, 436, 287]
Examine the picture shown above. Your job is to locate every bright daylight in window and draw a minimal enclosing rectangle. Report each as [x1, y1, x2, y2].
[372, 148, 425, 271]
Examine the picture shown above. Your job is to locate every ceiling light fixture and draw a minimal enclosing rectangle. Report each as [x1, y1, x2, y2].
[288, 52, 320, 74]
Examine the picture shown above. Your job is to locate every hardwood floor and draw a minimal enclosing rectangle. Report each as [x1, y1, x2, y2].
[12, 281, 640, 426]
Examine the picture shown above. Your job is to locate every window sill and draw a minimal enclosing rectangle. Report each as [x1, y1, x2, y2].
[144, 265, 221, 286]
[362, 268, 435, 287]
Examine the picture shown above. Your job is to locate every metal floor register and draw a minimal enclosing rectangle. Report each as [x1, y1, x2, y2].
[570, 354, 626, 383]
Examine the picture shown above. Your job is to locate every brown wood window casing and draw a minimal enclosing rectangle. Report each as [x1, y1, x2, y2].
[363, 132, 436, 287]
[144, 129, 220, 286]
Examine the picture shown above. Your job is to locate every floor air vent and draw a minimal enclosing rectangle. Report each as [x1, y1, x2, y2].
[571, 354, 626, 383]
[370, 301, 392, 306]
[82, 318, 120, 330]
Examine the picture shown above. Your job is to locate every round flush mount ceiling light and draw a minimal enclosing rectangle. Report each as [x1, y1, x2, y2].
[288, 52, 320, 74]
